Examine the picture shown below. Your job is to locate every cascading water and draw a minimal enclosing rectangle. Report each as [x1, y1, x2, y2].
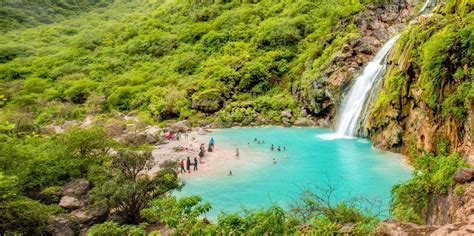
[319, 0, 435, 140]
[332, 35, 400, 137]
[418, 0, 432, 14]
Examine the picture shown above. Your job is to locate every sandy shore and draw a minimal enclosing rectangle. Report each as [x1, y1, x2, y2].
[149, 130, 261, 178]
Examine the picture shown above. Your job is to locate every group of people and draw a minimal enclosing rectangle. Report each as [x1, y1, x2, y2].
[179, 137, 216, 174]
[166, 131, 188, 141]
[270, 144, 286, 152]
[180, 156, 198, 173]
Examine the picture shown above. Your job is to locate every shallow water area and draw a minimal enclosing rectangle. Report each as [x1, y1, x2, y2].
[175, 127, 411, 220]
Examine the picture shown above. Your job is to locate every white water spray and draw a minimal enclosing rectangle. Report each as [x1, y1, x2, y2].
[418, 0, 432, 14]
[320, 35, 400, 139]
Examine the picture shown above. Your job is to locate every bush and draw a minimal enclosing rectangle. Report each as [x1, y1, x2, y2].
[87, 221, 148, 236]
[391, 153, 467, 223]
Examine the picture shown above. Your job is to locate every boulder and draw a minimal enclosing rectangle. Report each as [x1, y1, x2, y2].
[171, 120, 190, 133]
[106, 122, 126, 137]
[121, 133, 156, 146]
[294, 117, 313, 127]
[280, 110, 293, 118]
[47, 217, 79, 236]
[59, 196, 84, 210]
[453, 168, 474, 183]
[63, 179, 90, 197]
[70, 204, 109, 226]
[377, 220, 438, 236]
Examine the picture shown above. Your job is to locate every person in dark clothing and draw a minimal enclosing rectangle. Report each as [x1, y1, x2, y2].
[186, 157, 191, 173]
[180, 159, 186, 173]
[271, 144, 274, 151]
[208, 145, 213, 152]
[194, 157, 198, 170]
[277, 146, 281, 151]
[199, 150, 204, 158]
[283, 146, 286, 151]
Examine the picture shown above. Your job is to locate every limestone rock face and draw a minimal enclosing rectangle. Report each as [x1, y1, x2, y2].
[295, 0, 411, 119]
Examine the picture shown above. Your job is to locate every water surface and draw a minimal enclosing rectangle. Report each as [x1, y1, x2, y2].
[176, 127, 411, 219]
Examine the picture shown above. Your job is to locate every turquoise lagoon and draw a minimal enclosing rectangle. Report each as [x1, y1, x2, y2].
[176, 127, 411, 219]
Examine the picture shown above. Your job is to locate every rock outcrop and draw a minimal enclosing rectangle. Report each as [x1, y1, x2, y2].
[295, 0, 412, 120]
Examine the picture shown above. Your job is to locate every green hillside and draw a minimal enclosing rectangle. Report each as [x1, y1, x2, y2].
[0, 0, 371, 128]
[0, 0, 112, 32]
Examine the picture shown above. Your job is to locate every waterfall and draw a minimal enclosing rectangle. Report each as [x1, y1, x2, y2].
[318, 0, 436, 140]
[320, 35, 400, 139]
[418, 0, 432, 14]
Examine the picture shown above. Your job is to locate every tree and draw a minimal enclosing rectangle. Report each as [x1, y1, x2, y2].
[90, 150, 182, 224]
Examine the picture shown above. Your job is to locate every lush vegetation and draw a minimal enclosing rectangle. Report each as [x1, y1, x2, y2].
[368, 0, 473, 129]
[1, 0, 473, 234]
[0, 0, 375, 128]
[0, 0, 112, 32]
[391, 151, 467, 224]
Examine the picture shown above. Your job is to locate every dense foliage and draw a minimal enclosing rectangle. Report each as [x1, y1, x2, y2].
[391, 152, 467, 224]
[0, 0, 112, 32]
[368, 0, 473, 129]
[0, 0, 375, 128]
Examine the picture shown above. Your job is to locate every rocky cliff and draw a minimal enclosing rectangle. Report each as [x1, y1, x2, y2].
[294, 0, 413, 123]
[364, 1, 473, 161]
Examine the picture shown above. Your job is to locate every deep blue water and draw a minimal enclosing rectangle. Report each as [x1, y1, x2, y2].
[175, 127, 411, 219]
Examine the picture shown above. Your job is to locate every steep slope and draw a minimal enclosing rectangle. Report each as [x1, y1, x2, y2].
[365, 0, 473, 160]
[0, 0, 113, 32]
[0, 0, 386, 129]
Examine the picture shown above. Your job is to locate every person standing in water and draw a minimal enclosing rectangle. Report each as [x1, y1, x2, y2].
[254, 138, 257, 142]
[228, 170, 233, 176]
[180, 159, 186, 173]
[283, 146, 286, 151]
[193, 157, 198, 171]
[236, 148, 240, 159]
[277, 146, 281, 152]
[273, 158, 277, 164]
[186, 156, 191, 173]
[271, 144, 274, 151]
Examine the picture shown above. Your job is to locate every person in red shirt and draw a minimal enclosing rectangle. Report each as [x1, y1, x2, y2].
[180, 159, 186, 173]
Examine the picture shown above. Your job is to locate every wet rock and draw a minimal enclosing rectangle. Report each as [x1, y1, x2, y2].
[59, 196, 84, 210]
[453, 168, 474, 183]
